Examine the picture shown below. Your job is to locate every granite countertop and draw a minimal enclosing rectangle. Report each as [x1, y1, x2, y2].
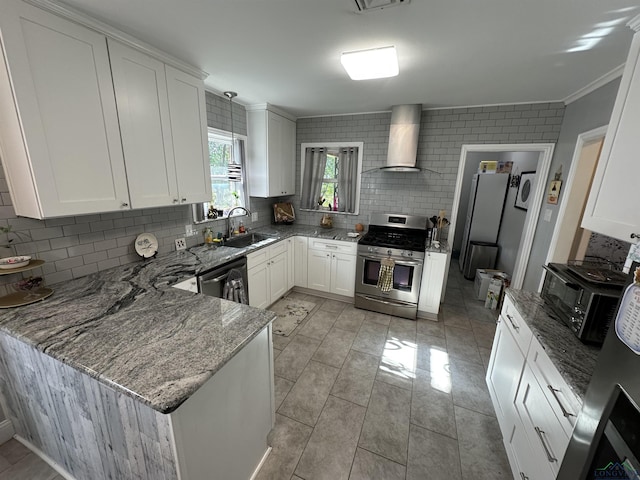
[505, 289, 601, 401]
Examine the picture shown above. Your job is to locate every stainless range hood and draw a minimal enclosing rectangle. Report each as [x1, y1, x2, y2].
[382, 104, 422, 172]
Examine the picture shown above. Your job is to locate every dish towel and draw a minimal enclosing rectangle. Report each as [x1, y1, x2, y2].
[377, 258, 395, 293]
[223, 268, 248, 304]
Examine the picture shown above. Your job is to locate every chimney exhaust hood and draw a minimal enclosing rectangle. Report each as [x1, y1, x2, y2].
[382, 104, 422, 172]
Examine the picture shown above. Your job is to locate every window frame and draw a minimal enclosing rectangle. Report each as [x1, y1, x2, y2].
[299, 141, 364, 215]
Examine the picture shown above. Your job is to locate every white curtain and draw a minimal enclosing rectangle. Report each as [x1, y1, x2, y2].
[337, 146, 359, 213]
[301, 147, 327, 209]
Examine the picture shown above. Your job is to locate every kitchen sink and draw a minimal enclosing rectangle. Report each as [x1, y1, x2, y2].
[223, 233, 277, 248]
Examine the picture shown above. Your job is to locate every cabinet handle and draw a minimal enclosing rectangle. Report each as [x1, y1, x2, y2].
[547, 385, 575, 418]
[506, 314, 520, 332]
[325, 245, 338, 249]
[121, 202, 129, 207]
[520, 473, 529, 480]
[181, 198, 187, 202]
[631, 233, 639, 239]
[173, 199, 179, 203]
[534, 427, 557, 463]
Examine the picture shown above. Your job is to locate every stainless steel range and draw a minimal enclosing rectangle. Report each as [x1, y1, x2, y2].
[354, 213, 430, 319]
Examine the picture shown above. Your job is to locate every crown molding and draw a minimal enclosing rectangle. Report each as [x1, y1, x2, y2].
[562, 64, 625, 105]
[24, 0, 208, 80]
[628, 13, 640, 32]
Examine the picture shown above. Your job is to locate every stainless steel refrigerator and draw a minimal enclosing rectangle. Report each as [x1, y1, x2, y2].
[458, 173, 509, 276]
[558, 261, 640, 480]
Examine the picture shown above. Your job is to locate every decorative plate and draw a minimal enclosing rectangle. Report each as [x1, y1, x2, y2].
[0, 256, 31, 269]
[134, 233, 159, 259]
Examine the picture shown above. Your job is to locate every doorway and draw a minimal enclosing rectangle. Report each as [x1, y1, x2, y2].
[542, 126, 607, 289]
[443, 143, 555, 296]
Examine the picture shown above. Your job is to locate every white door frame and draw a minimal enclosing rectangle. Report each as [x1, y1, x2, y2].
[446, 143, 555, 291]
[540, 125, 608, 290]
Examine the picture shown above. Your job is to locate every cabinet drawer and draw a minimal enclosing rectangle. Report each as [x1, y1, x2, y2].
[516, 364, 569, 476]
[527, 340, 582, 436]
[308, 238, 356, 255]
[501, 295, 533, 355]
[247, 249, 269, 270]
[269, 240, 287, 258]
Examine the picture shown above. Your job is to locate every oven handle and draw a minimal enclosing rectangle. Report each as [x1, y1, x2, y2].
[542, 265, 580, 290]
[359, 255, 421, 267]
[357, 294, 415, 307]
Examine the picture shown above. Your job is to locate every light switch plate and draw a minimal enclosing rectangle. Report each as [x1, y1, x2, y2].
[175, 238, 187, 251]
[185, 225, 195, 236]
[543, 209, 552, 222]
[251, 212, 258, 222]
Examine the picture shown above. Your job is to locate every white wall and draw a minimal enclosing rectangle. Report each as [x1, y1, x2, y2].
[495, 151, 539, 275]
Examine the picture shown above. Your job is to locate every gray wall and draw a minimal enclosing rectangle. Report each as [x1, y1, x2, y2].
[522, 79, 621, 291]
[0, 91, 273, 294]
[294, 103, 565, 239]
[496, 151, 540, 276]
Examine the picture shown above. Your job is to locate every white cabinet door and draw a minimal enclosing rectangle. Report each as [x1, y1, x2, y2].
[269, 252, 288, 303]
[294, 237, 308, 288]
[330, 252, 356, 297]
[0, 0, 129, 218]
[165, 65, 211, 205]
[307, 249, 332, 291]
[248, 263, 269, 309]
[108, 40, 178, 209]
[516, 365, 569, 477]
[582, 25, 640, 242]
[418, 251, 447, 315]
[508, 420, 555, 480]
[486, 317, 526, 440]
[246, 107, 296, 198]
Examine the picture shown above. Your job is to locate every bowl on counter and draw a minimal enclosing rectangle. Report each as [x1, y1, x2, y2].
[0, 255, 31, 269]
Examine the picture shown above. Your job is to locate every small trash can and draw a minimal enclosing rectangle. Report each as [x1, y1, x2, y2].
[463, 241, 498, 280]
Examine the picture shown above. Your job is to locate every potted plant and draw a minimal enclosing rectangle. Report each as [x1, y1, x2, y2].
[0, 225, 31, 258]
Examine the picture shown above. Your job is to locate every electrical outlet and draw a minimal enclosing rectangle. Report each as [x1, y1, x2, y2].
[251, 212, 258, 222]
[185, 224, 195, 236]
[175, 238, 187, 251]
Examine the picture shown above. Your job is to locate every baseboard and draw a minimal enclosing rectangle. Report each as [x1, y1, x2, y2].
[417, 310, 439, 321]
[249, 446, 272, 480]
[13, 435, 76, 480]
[0, 419, 14, 444]
[291, 287, 354, 304]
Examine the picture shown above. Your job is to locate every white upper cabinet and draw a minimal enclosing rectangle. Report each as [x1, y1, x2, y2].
[582, 16, 640, 242]
[0, 0, 130, 218]
[246, 106, 296, 198]
[0, 0, 209, 218]
[108, 40, 178, 209]
[109, 40, 211, 209]
[165, 65, 211, 205]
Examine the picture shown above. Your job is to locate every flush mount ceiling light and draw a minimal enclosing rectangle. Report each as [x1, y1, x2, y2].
[341, 46, 399, 80]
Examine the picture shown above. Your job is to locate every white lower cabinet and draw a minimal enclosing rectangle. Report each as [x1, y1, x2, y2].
[417, 251, 447, 317]
[307, 239, 356, 297]
[486, 295, 579, 480]
[286, 238, 295, 290]
[247, 241, 288, 308]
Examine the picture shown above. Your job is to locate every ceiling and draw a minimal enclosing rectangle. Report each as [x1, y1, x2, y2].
[56, 0, 640, 118]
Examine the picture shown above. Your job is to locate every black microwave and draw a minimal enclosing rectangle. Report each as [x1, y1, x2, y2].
[541, 263, 624, 345]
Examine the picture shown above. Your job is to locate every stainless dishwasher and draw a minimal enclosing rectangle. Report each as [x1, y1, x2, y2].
[197, 257, 248, 298]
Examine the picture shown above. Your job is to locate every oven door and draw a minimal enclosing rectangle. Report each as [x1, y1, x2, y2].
[355, 253, 422, 304]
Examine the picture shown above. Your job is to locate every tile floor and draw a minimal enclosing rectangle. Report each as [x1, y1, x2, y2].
[259, 263, 511, 480]
[0, 261, 510, 480]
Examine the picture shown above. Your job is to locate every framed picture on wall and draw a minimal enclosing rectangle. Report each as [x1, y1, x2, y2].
[515, 171, 536, 210]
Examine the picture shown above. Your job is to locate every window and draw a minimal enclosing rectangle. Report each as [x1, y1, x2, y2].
[300, 142, 363, 214]
[193, 128, 247, 222]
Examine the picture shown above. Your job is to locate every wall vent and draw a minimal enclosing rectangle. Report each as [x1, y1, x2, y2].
[353, 0, 410, 13]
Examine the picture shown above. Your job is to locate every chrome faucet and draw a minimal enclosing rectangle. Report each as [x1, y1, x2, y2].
[226, 206, 251, 239]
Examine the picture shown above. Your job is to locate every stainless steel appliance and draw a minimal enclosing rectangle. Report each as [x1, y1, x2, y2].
[354, 213, 429, 319]
[458, 173, 509, 276]
[463, 240, 499, 279]
[558, 262, 640, 480]
[541, 262, 626, 345]
[198, 257, 248, 298]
